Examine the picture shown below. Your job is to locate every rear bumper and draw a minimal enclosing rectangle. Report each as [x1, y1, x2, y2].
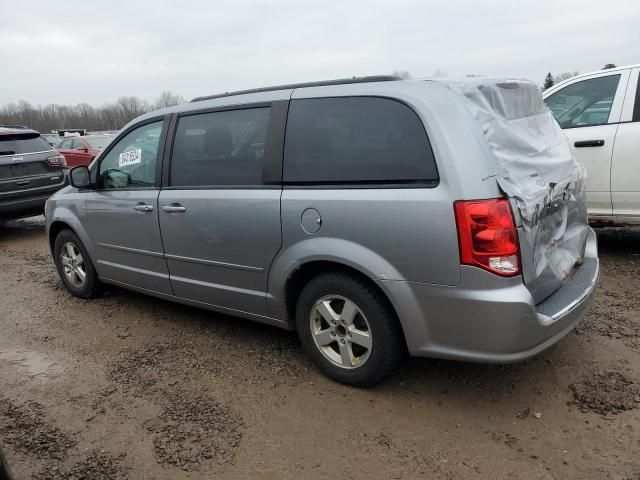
[381, 228, 599, 363]
[0, 175, 68, 219]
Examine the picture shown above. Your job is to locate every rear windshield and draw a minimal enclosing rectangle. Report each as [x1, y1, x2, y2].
[85, 137, 111, 149]
[0, 135, 52, 156]
[283, 97, 438, 185]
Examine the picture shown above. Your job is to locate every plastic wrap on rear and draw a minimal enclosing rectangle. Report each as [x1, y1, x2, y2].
[439, 78, 589, 299]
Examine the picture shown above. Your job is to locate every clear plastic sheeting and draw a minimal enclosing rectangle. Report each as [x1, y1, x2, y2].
[440, 78, 589, 293]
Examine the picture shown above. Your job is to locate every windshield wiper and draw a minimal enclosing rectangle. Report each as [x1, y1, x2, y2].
[0, 151, 17, 155]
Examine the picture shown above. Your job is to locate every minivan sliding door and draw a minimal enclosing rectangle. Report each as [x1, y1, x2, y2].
[158, 102, 286, 316]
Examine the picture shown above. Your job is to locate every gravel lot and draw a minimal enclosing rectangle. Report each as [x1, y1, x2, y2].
[1, 216, 639, 479]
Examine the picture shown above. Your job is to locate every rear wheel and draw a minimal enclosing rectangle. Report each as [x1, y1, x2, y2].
[295, 272, 405, 387]
[53, 229, 98, 298]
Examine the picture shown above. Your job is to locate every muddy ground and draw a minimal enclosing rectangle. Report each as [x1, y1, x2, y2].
[1, 216, 639, 480]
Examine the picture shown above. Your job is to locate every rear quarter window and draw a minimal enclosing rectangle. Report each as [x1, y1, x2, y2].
[283, 97, 438, 185]
[0, 135, 51, 155]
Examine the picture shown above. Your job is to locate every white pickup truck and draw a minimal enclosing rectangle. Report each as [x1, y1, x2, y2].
[543, 64, 640, 225]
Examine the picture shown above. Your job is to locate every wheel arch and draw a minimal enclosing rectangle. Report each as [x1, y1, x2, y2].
[48, 220, 72, 253]
[276, 261, 412, 362]
[47, 212, 98, 270]
[282, 259, 400, 327]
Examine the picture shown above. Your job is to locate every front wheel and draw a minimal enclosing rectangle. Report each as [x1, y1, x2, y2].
[53, 229, 98, 298]
[295, 272, 405, 387]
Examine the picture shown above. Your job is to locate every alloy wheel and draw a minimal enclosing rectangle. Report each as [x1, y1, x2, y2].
[60, 241, 86, 288]
[309, 295, 372, 369]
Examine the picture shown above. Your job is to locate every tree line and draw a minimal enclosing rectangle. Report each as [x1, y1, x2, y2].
[0, 91, 185, 133]
[542, 63, 617, 91]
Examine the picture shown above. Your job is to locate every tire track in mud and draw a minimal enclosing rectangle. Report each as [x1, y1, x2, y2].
[106, 343, 247, 472]
[33, 451, 128, 480]
[0, 397, 76, 461]
[0, 396, 129, 479]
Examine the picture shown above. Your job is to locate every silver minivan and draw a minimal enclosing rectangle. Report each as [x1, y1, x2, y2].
[46, 76, 599, 386]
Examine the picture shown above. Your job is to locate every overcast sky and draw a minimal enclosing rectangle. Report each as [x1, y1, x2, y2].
[1, 0, 638, 106]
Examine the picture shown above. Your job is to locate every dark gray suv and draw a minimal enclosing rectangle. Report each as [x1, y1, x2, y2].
[46, 76, 599, 386]
[0, 127, 67, 219]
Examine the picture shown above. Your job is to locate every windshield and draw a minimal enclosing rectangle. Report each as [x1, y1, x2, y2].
[85, 137, 112, 149]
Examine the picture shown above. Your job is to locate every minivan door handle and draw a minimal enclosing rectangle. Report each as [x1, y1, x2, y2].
[574, 139, 605, 148]
[133, 204, 154, 212]
[162, 204, 187, 213]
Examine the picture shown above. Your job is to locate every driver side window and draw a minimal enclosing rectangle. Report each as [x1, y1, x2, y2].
[545, 75, 620, 129]
[98, 121, 163, 189]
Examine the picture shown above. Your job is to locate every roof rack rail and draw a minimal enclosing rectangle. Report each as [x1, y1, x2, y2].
[0, 124, 29, 130]
[191, 75, 397, 102]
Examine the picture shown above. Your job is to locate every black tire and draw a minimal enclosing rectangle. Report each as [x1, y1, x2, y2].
[53, 229, 98, 298]
[295, 271, 406, 387]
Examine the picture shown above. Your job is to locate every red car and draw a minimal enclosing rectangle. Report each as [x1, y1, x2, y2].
[55, 135, 112, 167]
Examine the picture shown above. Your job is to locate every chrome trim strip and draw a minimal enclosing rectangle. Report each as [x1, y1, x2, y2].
[170, 274, 265, 296]
[164, 253, 264, 272]
[97, 243, 263, 273]
[97, 243, 164, 258]
[0, 150, 54, 159]
[0, 180, 66, 198]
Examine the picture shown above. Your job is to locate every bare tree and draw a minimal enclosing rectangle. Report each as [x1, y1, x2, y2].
[116, 96, 150, 121]
[391, 70, 412, 80]
[154, 91, 185, 109]
[554, 71, 579, 83]
[433, 69, 448, 78]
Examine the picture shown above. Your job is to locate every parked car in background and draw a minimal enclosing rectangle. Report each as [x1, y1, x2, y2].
[0, 126, 67, 219]
[42, 133, 61, 146]
[55, 135, 112, 167]
[544, 64, 640, 225]
[46, 76, 598, 386]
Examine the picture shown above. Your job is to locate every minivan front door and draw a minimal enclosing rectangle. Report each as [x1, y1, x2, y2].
[544, 69, 630, 218]
[84, 119, 172, 294]
[158, 105, 284, 316]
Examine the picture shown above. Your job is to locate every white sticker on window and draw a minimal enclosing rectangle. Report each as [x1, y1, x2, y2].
[118, 148, 142, 167]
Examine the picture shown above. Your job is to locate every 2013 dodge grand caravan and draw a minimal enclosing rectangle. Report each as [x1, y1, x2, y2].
[46, 76, 599, 386]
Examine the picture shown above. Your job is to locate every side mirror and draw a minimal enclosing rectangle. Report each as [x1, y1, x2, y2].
[70, 166, 91, 189]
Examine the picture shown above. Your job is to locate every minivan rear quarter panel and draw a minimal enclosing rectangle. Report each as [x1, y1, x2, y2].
[269, 82, 504, 295]
[277, 187, 460, 284]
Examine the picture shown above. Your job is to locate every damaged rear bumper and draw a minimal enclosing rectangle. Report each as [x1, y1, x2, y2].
[380, 228, 599, 363]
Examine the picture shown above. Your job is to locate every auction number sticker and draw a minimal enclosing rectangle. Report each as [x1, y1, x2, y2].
[119, 149, 142, 167]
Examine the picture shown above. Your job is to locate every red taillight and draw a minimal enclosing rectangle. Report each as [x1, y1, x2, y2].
[454, 198, 520, 276]
[46, 154, 66, 167]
